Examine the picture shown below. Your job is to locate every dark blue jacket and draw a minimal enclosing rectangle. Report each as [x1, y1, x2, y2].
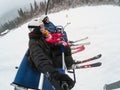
[44, 22, 57, 33]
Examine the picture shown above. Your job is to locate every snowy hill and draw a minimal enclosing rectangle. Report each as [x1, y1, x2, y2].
[0, 5, 120, 90]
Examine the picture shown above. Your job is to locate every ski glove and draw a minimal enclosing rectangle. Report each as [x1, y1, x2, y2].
[42, 65, 75, 89]
[51, 71, 75, 89]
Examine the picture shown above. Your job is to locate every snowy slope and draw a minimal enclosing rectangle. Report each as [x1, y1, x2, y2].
[0, 5, 120, 90]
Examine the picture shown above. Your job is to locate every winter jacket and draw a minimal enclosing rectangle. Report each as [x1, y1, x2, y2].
[29, 31, 56, 74]
[28, 29, 74, 74]
[44, 22, 57, 33]
[44, 22, 68, 42]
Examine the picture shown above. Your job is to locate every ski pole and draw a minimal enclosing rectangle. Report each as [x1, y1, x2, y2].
[64, 22, 71, 29]
[60, 28, 70, 90]
[62, 45, 66, 70]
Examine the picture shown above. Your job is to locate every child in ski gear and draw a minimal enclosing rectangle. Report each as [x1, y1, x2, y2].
[43, 30, 70, 46]
[40, 15, 68, 42]
[28, 19, 75, 89]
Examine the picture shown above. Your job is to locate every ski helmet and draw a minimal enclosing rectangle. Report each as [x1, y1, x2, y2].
[28, 19, 43, 32]
[40, 15, 49, 23]
[40, 15, 47, 21]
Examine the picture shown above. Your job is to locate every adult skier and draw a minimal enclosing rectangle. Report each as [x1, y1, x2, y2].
[40, 15, 68, 42]
[28, 19, 75, 90]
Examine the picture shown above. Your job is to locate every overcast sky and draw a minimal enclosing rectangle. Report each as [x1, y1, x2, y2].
[0, 0, 44, 17]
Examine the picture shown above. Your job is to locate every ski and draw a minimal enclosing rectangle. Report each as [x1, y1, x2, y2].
[74, 54, 102, 64]
[67, 62, 102, 73]
[70, 42, 90, 46]
[69, 37, 88, 43]
[71, 45, 85, 54]
[71, 45, 84, 50]
[75, 62, 102, 69]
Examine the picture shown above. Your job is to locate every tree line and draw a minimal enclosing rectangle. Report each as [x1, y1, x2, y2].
[0, 0, 120, 35]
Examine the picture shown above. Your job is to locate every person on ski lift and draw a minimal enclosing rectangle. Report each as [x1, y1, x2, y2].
[28, 19, 75, 90]
[40, 15, 69, 42]
[42, 29, 70, 46]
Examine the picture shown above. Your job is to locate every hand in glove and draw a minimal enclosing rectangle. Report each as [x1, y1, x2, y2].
[42, 65, 75, 89]
[51, 71, 75, 89]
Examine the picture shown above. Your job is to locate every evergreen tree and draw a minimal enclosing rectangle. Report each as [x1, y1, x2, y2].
[18, 8, 25, 18]
[30, 3, 34, 16]
[34, 0, 39, 11]
[39, 2, 46, 13]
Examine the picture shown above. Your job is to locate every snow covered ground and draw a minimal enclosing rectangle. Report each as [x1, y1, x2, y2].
[0, 5, 120, 90]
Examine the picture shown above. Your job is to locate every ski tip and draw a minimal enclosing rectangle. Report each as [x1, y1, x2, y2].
[98, 62, 102, 66]
[97, 54, 102, 58]
[93, 62, 102, 67]
[99, 54, 102, 57]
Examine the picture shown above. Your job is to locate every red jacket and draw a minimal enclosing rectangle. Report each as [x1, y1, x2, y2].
[45, 33, 70, 46]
